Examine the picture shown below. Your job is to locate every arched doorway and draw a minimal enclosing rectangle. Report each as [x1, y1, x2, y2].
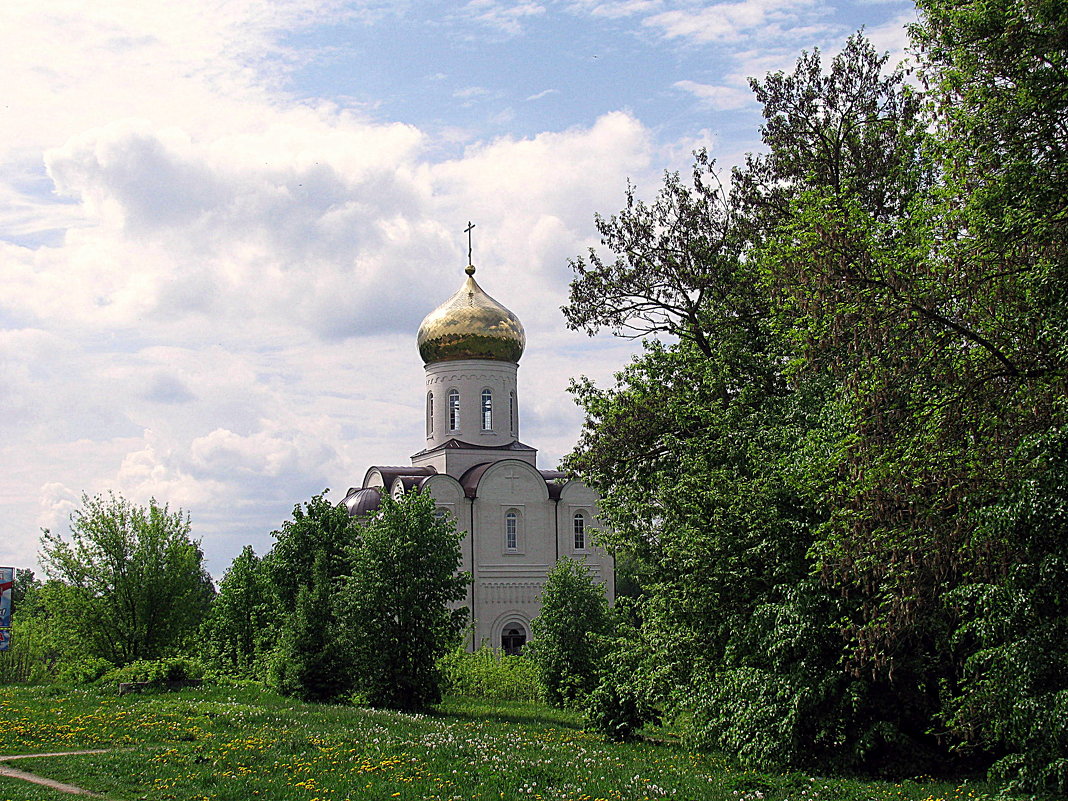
[501, 624, 526, 656]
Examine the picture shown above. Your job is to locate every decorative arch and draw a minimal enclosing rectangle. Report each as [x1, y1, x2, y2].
[490, 611, 531, 656]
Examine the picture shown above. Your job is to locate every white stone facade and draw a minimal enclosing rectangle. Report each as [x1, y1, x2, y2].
[343, 266, 614, 653]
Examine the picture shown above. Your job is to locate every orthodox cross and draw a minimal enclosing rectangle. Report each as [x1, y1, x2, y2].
[465, 221, 475, 266]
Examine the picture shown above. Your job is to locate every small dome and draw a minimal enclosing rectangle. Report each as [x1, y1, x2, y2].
[342, 487, 381, 517]
[417, 266, 526, 364]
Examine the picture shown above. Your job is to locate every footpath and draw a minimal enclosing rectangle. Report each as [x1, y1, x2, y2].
[0, 750, 110, 796]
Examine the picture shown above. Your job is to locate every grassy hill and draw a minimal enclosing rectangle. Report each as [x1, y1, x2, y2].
[0, 683, 1014, 801]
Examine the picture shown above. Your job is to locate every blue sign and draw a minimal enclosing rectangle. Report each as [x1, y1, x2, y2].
[0, 567, 13, 650]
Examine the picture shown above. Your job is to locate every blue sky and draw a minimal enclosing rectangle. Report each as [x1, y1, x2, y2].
[0, 0, 914, 578]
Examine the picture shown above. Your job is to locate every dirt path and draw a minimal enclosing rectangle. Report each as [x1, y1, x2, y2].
[0, 750, 111, 797]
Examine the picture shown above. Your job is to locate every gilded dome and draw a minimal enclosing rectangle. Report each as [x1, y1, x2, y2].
[417, 265, 526, 364]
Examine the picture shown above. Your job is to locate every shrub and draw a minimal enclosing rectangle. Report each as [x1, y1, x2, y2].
[584, 629, 660, 742]
[439, 645, 543, 702]
[101, 657, 206, 687]
[58, 657, 115, 684]
[528, 558, 614, 708]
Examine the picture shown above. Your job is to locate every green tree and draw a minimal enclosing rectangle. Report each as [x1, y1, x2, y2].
[264, 491, 358, 609]
[529, 557, 615, 708]
[566, 18, 1067, 789]
[336, 490, 468, 711]
[38, 493, 213, 665]
[201, 546, 272, 679]
[264, 491, 359, 702]
[271, 551, 355, 703]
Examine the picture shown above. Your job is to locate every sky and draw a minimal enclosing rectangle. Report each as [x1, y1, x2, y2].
[1, 0, 915, 579]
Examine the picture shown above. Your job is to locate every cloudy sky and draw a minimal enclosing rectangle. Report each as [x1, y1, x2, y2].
[1, 0, 914, 578]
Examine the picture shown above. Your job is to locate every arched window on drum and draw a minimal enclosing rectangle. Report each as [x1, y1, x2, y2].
[448, 389, 460, 431]
[481, 388, 492, 430]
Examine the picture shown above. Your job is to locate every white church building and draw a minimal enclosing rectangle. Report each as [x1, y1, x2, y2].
[341, 258, 614, 653]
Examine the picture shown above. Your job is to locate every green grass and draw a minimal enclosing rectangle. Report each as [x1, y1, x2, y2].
[0, 683, 1021, 801]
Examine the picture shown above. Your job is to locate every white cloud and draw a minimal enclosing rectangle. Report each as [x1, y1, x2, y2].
[0, 0, 912, 580]
[525, 89, 560, 101]
[454, 0, 547, 37]
[673, 80, 753, 110]
[645, 0, 825, 44]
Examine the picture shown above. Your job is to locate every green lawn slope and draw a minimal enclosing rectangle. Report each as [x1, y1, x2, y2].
[0, 684, 1020, 801]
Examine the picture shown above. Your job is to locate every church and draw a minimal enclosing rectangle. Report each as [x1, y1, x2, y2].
[341, 252, 614, 653]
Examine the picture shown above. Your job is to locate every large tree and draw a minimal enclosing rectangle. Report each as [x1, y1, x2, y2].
[336, 490, 468, 711]
[39, 493, 213, 664]
[565, 16, 1067, 790]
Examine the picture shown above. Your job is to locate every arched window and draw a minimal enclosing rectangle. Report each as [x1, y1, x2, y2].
[481, 389, 492, 430]
[509, 391, 517, 435]
[505, 510, 519, 551]
[573, 512, 586, 550]
[426, 391, 434, 435]
[448, 389, 460, 431]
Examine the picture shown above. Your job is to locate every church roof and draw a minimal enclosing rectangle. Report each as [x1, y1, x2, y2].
[539, 469, 568, 499]
[409, 438, 536, 461]
[361, 465, 436, 490]
[342, 486, 382, 517]
[416, 265, 526, 365]
[457, 462, 566, 500]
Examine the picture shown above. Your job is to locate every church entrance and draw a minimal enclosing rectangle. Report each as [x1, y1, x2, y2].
[501, 624, 526, 655]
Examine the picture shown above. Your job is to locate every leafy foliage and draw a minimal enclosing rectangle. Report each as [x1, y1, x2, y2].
[583, 612, 661, 743]
[337, 490, 469, 711]
[100, 656, 205, 687]
[528, 557, 614, 708]
[39, 493, 214, 665]
[565, 14, 1067, 792]
[264, 492, 359, 703]
[438, 644, 543, 702]
[201, 545, 273, 679]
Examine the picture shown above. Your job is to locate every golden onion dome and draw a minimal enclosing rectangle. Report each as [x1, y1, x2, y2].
[417, 264, 526, 364]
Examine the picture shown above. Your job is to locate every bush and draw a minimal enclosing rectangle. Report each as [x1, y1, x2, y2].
[58, 657, 115, 684]
[528, 558, 614, 708]
[101, 657, 206, 687]
[584, 629, 660, 742]
[439, 645, 543, 702]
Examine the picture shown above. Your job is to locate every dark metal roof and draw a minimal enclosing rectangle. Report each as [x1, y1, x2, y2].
[458, 462, 493, 498]
[364, 465, 436, 489]
[397, 476, 423, 492]
[540, 470, 568, 500]
[342, 486, 382, 517]
[410, 438, 536, 460]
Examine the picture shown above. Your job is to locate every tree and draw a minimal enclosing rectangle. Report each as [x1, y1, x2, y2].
[264, 491, 359, 702]
[39, 492, 213, 664]
[201, 546, 272, 679]
[336, 490, 468, 711]
[264, 491, 359, 610]
[271, 550, 356, 703]
[566, 18, 1067, 790]
[564, 153, 748, 360]
[528, 557, 615, 708]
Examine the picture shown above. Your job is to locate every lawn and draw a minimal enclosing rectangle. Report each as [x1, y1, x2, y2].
[0, 684, 1016, 801]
